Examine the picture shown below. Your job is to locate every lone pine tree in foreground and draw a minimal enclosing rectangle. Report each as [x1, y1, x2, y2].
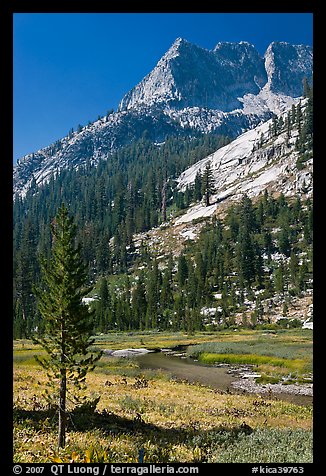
[33, 203, 102, 448]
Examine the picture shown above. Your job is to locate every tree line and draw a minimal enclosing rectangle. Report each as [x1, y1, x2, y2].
[89, 191, 312, 334]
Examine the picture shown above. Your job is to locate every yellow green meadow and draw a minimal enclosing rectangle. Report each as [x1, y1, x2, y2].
[13, 330, 313, 463]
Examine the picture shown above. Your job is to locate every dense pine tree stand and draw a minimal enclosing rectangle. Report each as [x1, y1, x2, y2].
[33, 203, 102, 448]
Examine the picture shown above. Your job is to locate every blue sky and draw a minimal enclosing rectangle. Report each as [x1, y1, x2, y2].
[13, 13, 313, 163]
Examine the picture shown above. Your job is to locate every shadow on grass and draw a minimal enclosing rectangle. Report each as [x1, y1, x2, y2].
[13, 405, 312, 463]
[13, 405, 253, 446]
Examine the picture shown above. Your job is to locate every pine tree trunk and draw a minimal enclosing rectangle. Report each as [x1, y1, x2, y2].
[205, 190, 210, 207]
[58, 324, 67, 449]
[58, 367, 67, 448]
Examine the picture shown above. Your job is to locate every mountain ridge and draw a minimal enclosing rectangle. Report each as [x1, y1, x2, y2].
[118, 38, 312, 112]
[13, 38, 313, 198]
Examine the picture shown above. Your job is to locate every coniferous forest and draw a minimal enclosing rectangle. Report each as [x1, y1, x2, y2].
[13, 91, 313, 339]
[81, 191, 313, 334]
[13, 133, 230, 337]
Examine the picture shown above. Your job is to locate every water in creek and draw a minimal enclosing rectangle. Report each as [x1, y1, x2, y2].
[136, 350, 313, 407]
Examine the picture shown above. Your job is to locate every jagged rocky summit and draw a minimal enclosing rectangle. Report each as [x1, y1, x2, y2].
[14, 38, 312, 198]
[119, 39, 267, 112]
[118, 39, 312, 113]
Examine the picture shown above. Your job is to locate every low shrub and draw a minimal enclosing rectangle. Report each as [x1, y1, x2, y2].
[214, 428, 312, 463]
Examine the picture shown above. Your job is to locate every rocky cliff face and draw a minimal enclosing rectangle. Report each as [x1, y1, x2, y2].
[118, 39, 312, 113]
[264, 42, 313, 97]
[13, 38, 312, 198]
[176, 100, 313, 226]
[118, 38, 268, 112]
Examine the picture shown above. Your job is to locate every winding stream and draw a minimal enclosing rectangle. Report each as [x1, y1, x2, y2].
[136, 349, 313, 407]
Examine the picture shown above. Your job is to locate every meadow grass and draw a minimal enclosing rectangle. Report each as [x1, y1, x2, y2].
[13, 363, 313, 463]
[91, 330, 222, 351]
[187, 329, 313, 378]
[198, 352, 307, 372]
[187, 330, 312, 360]
[13, 330, 313, 463]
